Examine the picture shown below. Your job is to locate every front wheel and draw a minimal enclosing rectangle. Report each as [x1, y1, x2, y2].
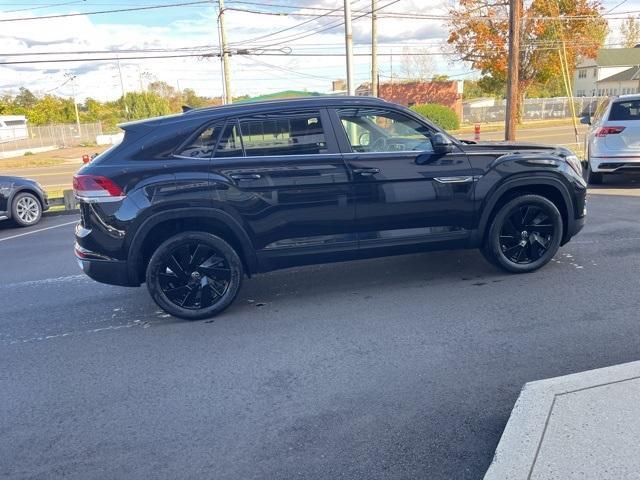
[482, 195, 563, 273]
[146, 232, 243, 320]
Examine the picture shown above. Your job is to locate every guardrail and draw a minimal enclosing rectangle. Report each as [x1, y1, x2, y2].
[48, 190, 78, 212]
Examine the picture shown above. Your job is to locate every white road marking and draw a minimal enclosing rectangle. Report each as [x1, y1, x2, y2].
[0, 274, 88, 289]
[5, 320, 150, 346]
[0, 219, 77, 242]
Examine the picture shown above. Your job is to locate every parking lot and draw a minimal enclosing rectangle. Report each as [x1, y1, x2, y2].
[1, 189, 639, 479]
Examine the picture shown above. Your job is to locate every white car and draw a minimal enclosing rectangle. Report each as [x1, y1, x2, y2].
[582, 94, 640, 184]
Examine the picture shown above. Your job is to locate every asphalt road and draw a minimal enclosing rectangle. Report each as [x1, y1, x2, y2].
[1, 191, 640, 479]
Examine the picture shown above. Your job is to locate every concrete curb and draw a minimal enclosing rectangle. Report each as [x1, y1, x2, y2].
[484, 360, 640, 479]
[43, 209, 79, 217]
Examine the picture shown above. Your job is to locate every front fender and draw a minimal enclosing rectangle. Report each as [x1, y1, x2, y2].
[473, 170, 576, 246]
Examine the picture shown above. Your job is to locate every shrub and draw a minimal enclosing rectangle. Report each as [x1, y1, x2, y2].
[410, 103, 460, 131]
[23, 151, 34, 156]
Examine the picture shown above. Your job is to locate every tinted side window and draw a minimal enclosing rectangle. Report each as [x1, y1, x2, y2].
[336, 107, 433, 153]
[215, 120, 243, 158]
[175, 123, 223, 158]
[609, 100, 640, 121]
[239, 111, 327, 157]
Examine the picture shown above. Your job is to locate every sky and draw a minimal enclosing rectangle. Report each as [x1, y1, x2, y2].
[0, 0, 639, 102]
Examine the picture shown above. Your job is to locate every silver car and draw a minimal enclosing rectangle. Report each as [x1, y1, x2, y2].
[582, 94, 640, 184]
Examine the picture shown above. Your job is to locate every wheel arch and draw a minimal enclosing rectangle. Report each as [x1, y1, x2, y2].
[9, 187, 44, 217]
[476, 175, 573, 246]
[127, 208, 257, 285]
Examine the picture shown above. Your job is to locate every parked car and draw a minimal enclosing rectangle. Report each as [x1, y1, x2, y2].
[74, 96, 587, 320]
[582, 94, 640, 184]
[0, 175, 48, 227]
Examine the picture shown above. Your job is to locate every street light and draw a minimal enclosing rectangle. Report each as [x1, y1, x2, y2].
[64, 72, 81, 133]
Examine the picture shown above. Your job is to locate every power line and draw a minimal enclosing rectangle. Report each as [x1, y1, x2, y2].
[228, 0, 367, 47]
[0, 0, 214, 22]
[0, 45, 215, 57]
[3, 0, 85, 14]
[0, 53, 214, 65]
[249, 0, 403, 49]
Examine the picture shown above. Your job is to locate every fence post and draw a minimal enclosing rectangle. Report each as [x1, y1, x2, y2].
[63, 190, 77, 211]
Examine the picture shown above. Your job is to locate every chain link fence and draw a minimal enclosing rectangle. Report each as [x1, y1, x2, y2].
[0, 122, 103, 158]
[462, 96, 600, 124]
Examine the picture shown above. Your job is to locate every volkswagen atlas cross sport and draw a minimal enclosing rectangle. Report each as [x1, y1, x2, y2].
[74, 96, 587, 320]
[582, 94, 640, 184]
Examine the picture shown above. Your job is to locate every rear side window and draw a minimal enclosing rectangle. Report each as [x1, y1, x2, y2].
[175, 123, 223, 158]
[609, 100, 640, 121]
[239, 111, 328, 157]
[215, 121, 243, 158]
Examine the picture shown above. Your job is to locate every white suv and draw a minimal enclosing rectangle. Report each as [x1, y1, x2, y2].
[582, 94, 640, 184]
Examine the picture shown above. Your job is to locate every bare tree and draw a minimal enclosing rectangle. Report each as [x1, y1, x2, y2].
[621, 17, 640, 48]
[399, 47, 434, 81]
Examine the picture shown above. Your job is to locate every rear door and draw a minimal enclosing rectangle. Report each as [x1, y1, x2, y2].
[330, 106, 475, 248]
[210, 108, 356, 266]
[603, 98, 640, 153]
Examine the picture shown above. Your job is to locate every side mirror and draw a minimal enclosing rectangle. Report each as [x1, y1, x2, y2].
[432, 132, 454, 155]
[580, 115, 591, 125]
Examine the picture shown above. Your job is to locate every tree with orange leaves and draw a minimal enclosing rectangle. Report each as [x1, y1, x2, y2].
[447, 0, 607, 106]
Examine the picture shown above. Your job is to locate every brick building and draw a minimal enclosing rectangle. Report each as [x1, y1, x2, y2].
[339, 80, 463, 117]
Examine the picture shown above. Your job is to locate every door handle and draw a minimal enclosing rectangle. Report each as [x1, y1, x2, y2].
[230, 173, 261, 181]
[352, 168, 380, 177]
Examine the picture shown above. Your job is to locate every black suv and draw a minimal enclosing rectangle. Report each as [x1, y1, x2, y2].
[74, 97, 586, 319]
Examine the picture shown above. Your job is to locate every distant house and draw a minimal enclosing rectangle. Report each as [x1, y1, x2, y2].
[0, 115, 28, 143]
[596, 66, 640, 96]
[573, 47, 640, 97]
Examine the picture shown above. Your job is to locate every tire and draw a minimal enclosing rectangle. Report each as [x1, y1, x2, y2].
[482, 195, 563, 273]
[11, 192, 42, 227]
[585, 162, 603, 185]
[146, 231, 243, 320]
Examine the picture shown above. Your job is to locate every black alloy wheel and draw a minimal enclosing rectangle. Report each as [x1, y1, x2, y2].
[483, 194, 563, 273]
[146, 232, 243, 320]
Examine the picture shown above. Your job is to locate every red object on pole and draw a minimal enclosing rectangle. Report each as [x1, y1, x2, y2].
[474, 124, 481, 142]
[82, 154, 90, 164]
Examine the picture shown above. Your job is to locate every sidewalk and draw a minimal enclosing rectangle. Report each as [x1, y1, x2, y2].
[485, 360, 640, 479]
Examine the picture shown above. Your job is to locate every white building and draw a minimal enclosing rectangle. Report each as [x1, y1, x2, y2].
[0, 115, 28, 143]
[573, 47, 640, 97]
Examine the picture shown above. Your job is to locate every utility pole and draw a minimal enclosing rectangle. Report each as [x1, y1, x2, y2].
[505, 0, 522, 141]
[344, 0, 355, 95]
[116, 56, 129, 119]
[371, 0, 378, 97]
[65, 72, 81, 132]
[218, 0, 232, 104]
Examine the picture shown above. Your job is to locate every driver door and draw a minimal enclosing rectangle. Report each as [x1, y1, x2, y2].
[330, 106, 475, 247]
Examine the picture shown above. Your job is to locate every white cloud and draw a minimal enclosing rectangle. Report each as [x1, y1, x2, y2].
[0, 0, 463, 101]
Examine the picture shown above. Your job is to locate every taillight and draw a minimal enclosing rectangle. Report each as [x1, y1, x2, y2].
[73, 174, 124, 202]
[596, 126, 625, 137]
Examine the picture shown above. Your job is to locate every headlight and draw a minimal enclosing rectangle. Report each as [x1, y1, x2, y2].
[565, 154, 583, 177]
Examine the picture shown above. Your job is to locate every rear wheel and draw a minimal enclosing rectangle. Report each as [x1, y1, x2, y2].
[146, 231, 243, 320]
[12, 192, 42, 227]
[482, 195, 563, 273]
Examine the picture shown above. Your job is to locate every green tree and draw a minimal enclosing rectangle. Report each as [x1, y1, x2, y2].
[14, 87, 37, 109]
[182, 88, 209, 108]
[121, 91, 171, 120]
